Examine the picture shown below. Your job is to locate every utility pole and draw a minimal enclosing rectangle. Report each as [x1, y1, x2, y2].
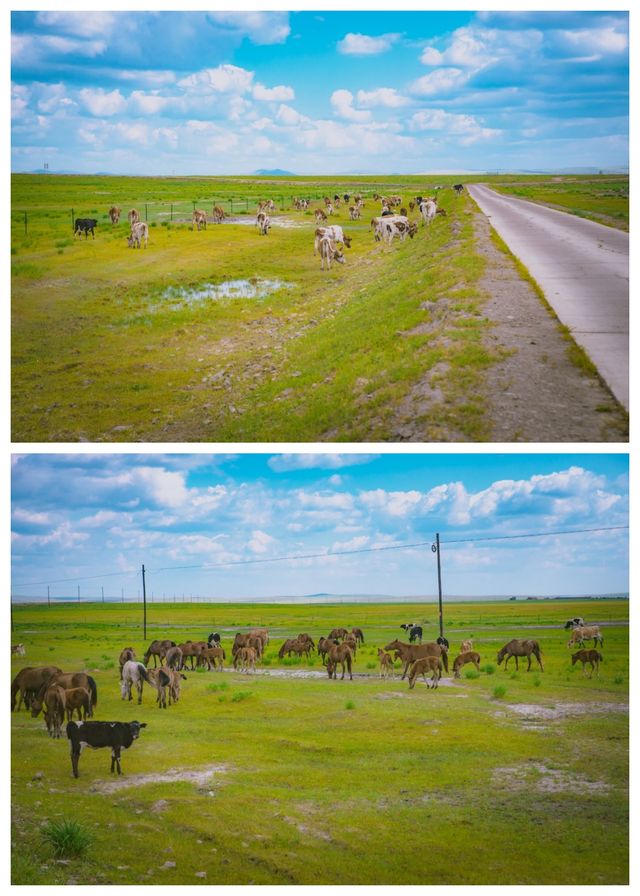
[142, 564, 147, 639]
[432, 533, 444, 639]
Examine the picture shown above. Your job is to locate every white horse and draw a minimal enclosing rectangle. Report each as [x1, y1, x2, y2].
[120, 660, 152, 704]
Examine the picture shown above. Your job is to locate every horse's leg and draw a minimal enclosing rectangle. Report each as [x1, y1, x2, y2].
[401, 659, 410, 680]
[537, 651, 544, 672]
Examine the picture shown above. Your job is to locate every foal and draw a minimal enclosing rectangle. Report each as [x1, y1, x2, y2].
[571, 649, 603, 678]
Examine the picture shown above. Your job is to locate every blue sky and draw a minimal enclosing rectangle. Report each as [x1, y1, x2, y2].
[11, 453, 629, 602]
[10, 11, 629, 174]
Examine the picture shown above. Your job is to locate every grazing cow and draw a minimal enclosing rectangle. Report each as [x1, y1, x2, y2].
[256, 212, 271, 235]
[453, 183, 464, 195]
[385, 640, 448, 678]
[381, 217, 417, 244]
[207, 633, 222, 648]
[118, 647, 136, 680]
[567, 626, 603, 649]
[408, 626, 423, 644]
[378, 648, 394, 679]
[11, 644, 26, 656]
[408, 655, 443, 690]
[326, 643, 354, 680]
[348, 206, 361, 220]
[64, 687, 92, 722]
[11, 666, 62, 712]
[314, 226, 351, 255]
[400, 623, 416, 633]
[128, 221, 148, 249]
[419, 200, 437, 226]
[315, 208, 327, 224]
[571, 649, 603, 678]
[108, 206, 121, 224]
[318, 236, 344, 270]
[128, 208, 140, 226]
[121, 661, 152, 704]
[564, 617, 585, 630]
[497, 639, 543, 672]
[192, 209, 207, 231]
[74, 218, 97, 239]
[66, 720, 147, 778]
[452, 651, 481, 678]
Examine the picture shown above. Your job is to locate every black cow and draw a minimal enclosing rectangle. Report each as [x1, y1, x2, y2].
[564, 617, 585, 630]
[74, 218, 98, 239]
[453, 184, 464, 195]
[343, 194, 350, 202]
[207, 632, 221, 647]
[66, 720, 146, 778]
[437, 636, 450, 651]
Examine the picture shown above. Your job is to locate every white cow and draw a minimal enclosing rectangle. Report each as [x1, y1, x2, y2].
[128, 221, 149, 249]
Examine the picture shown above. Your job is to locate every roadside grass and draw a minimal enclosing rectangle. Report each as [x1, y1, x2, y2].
[11, 599, 628, 884]
[490, 178, 629, 231]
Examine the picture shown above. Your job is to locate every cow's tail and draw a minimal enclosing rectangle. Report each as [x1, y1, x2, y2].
[87, 675, 98, 707]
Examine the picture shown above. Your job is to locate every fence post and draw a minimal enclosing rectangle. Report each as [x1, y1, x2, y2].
[170, 203, 173, 221]
[145, 203, 148, 222]
[230, 198, 234, 214]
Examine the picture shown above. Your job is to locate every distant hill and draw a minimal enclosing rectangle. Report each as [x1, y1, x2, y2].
[253, 169, 295, 176]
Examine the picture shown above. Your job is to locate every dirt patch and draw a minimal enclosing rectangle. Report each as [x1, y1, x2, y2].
[493, 762, 611, 795]
[473, 210, 627, 440]
[89, 764, 228, 793]
[506, 701, 628, 720]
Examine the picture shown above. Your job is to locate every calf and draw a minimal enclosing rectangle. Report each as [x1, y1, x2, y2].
[11, 644, 26, 656]
[128, 208, 140, 226]
[66, 720, 147, 778]
[453, 183, 464, 195]
[192, 209, 207, 231]
[212, 205, 225, 224]
[128, 221, 148, 249]
[314, 226, 351, 255]
[74, 218, 97, 239]
[256, 212, 271, 235]
[108, 205, 121, 224]
[318, 236, 345, 270]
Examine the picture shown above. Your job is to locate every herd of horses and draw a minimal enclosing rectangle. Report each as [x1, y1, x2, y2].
[11, 616, 610, 754]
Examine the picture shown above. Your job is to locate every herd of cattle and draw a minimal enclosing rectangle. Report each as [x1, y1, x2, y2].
[72, 183, 463, 270]
[11, 615, 607, 778]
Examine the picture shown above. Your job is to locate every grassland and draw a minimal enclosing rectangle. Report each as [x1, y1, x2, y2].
[11, 599, 628, 885]
[12, 173, 627, 443]
[490, 177, 629, 230]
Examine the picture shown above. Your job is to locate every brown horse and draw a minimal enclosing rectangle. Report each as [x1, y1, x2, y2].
[452, 650, 481, 678]
[497, 639, 543, 672]
[177, 641, 204, 670]
[328, 627, 349, 641]
[377, 648, 394, 679]
[40, 684, 66, 737]
[143, 639, 176, 668]
[326, 643, 353, 680]
[384, 639, 449, 678]
[31, 672, 97, 717]
[317, 637, 338, 665]
[11, 666, 62, 712]
[408, 656, 443, 690]
[200, 646, 226, 671]
[351, 627, 365, 644]
[571, 649, 603, 678]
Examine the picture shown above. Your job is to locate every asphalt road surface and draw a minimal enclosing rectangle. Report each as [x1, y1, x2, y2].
[467, 184, 629, 410]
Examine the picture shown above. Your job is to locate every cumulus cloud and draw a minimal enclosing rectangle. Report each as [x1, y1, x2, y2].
[178, 64, 254, 95]
[206, 12, 290, 45]
[330, 89, 371, 122]
[410, 108, 501, 143]
[410, 68, 470, 97]
[268, 454, 378, 472]
[35, 11, 117, 38]
[337, 32, 399, 55]
[356, 87, 410, 108]
[78, 87, 126, 116]
[248, 529, 275, 554]
[252, 83, 294, 102]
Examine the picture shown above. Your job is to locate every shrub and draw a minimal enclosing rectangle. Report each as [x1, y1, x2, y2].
[533, 676, 541, 687]
[482, 664, 495, 675]
[231, 691, 252, 703]
[345, 701, 355, 710]
[465, 669, 480, 680]
[262, 657, 272, 666]
[493, 685, 507, 699]
[366, 661, 376, 670]
[614, 675, 624, 685]
[42, 819, 92, 858]
[206, 681, 229, 693]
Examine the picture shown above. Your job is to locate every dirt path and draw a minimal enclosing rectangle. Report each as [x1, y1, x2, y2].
[473, 211, 628, 441]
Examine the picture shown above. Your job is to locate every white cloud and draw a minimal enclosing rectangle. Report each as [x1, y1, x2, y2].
[410, 108, 501, 144]
[330, 89, 371, 122]
[296, 490, 354, 512]
[78, 87, 126, 116]
[130, 90, 170, 115]
[132, 467, 190, 507]
[268, 454, 378, 472]
[252, 83, 294, 102]
[12, 508, 51, 526]
[410, 68, 470, 97]
[248, 529, 275, 554]
[178, 64, 254, 95]
[360, 489, 423, 517]
[11, 83, 30, 118]
[207, 12, 290, 45]
[337, 32, 399, 55]
[356, 87, 410, 108]
[35, 12, 117, 38]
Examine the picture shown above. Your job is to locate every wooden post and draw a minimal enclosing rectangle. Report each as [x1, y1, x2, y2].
[170, 203, 173, 221]
[434, 533, 444, 639]
[145, 203, 148, 221]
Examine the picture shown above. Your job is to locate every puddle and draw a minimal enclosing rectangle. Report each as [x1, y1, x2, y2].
[89, 763, 228, 793]
[225, 216, 304, 229]
[160, 278, 292, 308]
[506, 702, 628, 720]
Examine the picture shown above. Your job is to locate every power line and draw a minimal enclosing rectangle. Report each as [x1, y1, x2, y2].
[12, 524, 628, 588]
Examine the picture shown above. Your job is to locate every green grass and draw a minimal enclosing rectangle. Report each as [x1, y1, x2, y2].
[11, 598, 628, 885]
[41, 819, 93, 857]
[491, 177, 628, 230]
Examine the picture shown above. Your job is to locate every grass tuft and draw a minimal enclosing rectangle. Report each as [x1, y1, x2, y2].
[492, 684, 507, 699]
[41, 819, 92, 858]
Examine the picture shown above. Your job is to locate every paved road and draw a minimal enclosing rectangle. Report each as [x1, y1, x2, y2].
[467, 184, 629, 409]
